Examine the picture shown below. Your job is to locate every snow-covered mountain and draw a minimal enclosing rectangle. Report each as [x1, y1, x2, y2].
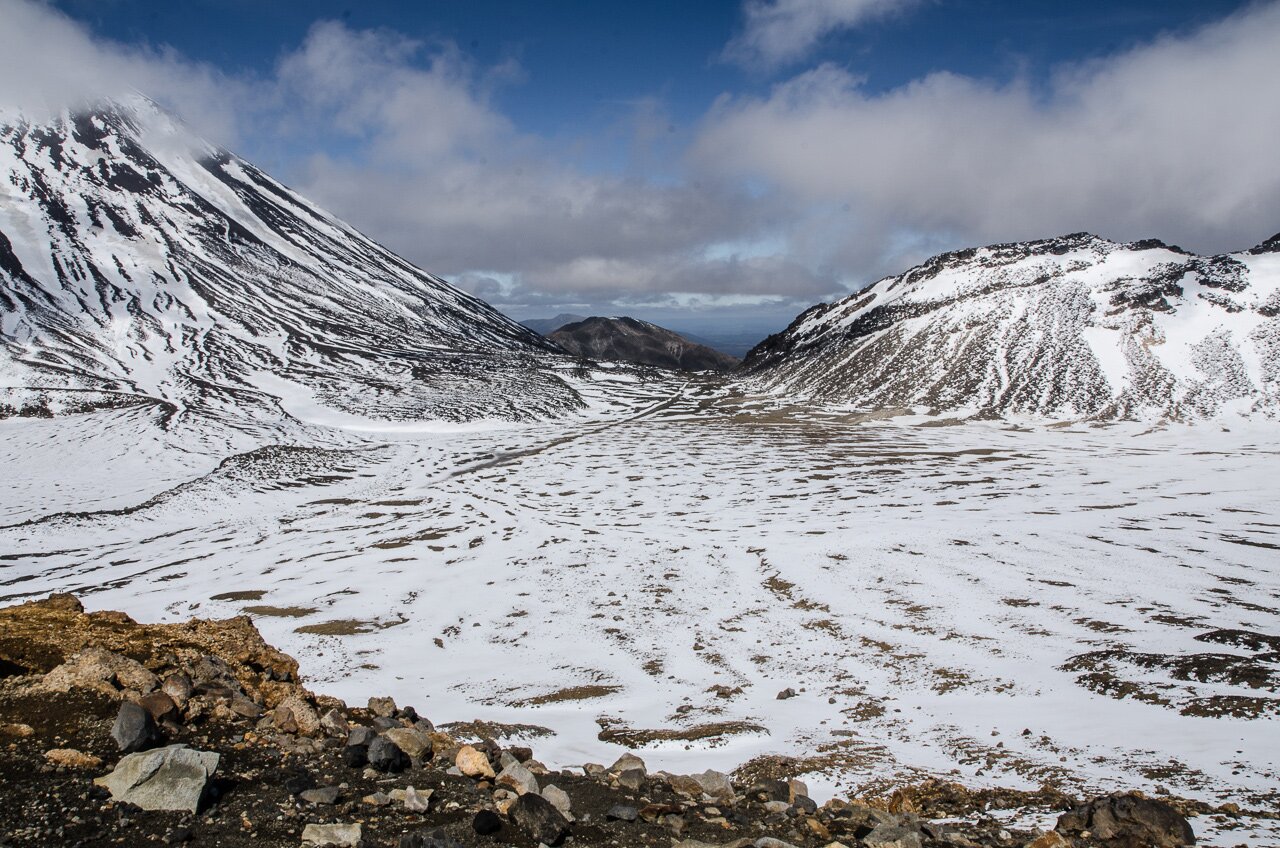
[0, 97, 582, 429]
[743, 232, 1280, 419]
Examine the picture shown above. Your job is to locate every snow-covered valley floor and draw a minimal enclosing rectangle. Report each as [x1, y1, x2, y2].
[2, 380, 1278, 844]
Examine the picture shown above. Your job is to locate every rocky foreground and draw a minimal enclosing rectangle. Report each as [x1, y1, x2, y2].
[0, 595, 1229, 847]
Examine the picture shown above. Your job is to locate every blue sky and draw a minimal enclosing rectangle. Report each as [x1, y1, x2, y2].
[7, 0, 1279, 341]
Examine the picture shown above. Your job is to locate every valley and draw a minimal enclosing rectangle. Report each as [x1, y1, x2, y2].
[2, 376, 1277, 844]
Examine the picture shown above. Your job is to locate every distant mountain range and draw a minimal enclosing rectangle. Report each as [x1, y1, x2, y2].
[548, 317, 741, 372]
[744, 232, 1280, 419]
[0, 97, 581, 428]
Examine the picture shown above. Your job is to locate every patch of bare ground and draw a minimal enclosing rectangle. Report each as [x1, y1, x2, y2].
[437, 719, 555, 740]
[508, 684, 621, 707]
[293, 615, 407, 636]
[240, 605, 317, 618]
[596, 716, 767, 747]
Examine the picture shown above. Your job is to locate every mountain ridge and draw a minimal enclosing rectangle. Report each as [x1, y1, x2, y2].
[0, 97, 581, 428]
[743, 231, 1280, 419]
[549, 316, 741, 372]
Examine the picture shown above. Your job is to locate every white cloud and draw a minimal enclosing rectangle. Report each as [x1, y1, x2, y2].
[724, 0, 919, 68]
[697, 1, 1280, 269]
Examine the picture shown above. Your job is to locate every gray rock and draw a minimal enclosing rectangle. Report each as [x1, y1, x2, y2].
[776, 687, 797, 700]
[94, 744, 219, 813]
[300, 786, 341, 805]
[864, 822, 924, 848]
[616, 767, 645, 791]
[606, 804, 639, 822]
[542, 783, 572, 817]
[111, 701, 160, 753]
[609, 751, 647, 775]
[750, 779, 791, 802]
[508, 792, 570, 846]
[1056, 792, 1195, 847]
[496, 761, 539, 795]
[346, 726, 376, 747]
[301, 822, 362, 847]
[161, 673, 193, 708]
[755, 838, 800, 848]
[690, 769, 735, 803]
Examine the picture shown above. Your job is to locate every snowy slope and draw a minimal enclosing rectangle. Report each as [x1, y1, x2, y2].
[744, 232, 1280, 419]
[0, 96, 582, 431]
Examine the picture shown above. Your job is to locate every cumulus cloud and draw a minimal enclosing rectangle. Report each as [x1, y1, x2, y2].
[0, 0, 249, 144]
[724, 0, 919, 68]
[697, 2, 1280, 265]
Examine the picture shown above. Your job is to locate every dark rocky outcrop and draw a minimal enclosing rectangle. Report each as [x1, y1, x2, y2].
[549, 316, 741, 372]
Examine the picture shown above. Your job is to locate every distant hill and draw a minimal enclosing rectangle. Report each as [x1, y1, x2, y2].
[520, 314, 587, 335]
[549, 317, 741, 372]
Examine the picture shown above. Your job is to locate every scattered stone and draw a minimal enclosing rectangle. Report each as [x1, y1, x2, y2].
[340, 743, 368, 768]
[300, 822, 362, 847]
[456, 744, 495, 778]
[508, 791, 571, 846]
[401, 786, 432, 812]
[111, 700, 160, 753]
[276, 694, 322, 736]
[41, 646, 159, 697]
[863, 822, 924, 848]
[582, 762, 605, 777]
[94, 744, 219, 813]
[320, 708, 349, 737]
[43, 747, 102, 769]
[750, 779, 791, 802]
[472, 809, 503, 835]
[496, 761, 539, 795]
[363, 791, 391, 807]
[492, 788, 518, 815]
[776, 687, 797, 700]
[542, 783, 572, 817]
[616, 768, 646, 792]
[610, 751, 647, 775]
[787, 778, 809, 802]
[299, 786, 341, 805]
[607, 804, 640, 822]
[385, 726, 433, 760]
[1056, 792, 1195, 847]
[367, 695, 397, 717]
[138, 691, 180, 723]
[367, 736, 409, 772]
[792, 795, 818, 815]
[161, 673, 193, 708]
[1025, 832, 1069, 848]
[346, 726, 376, 747]
[0, 722, 33, 738]
[756, 838, 800, 848]
[691, 769, 736, 803]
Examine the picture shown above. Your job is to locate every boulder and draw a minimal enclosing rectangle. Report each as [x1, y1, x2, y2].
[41, 646, 158, 697]
[137, 691, 180, 724]
[1056, 793, 1195, 847]
[606, 804, 639, 822]
[161, 672, 193, 708]
[301, 823, 362, 847]
[472, 809, 503, 835]
[346, 726, 376, 747]
[367, 736, 409, 773]
[111, 700, 160, 753]
[385, 726, 433, 760]
[94, 744, 219, 813]
[455, 744, 495, 778]
[401, 786, 432, 813]
[367, 695, 397, 717]
[863, 822, 923, 848]
[691, 769, 736, 803]
[609, 751, 647, 775]
[508, 792, 570, 846]
[276, 694, 321, 736]
[496, 761, 539, 795]
[542, 783, 573, 817]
